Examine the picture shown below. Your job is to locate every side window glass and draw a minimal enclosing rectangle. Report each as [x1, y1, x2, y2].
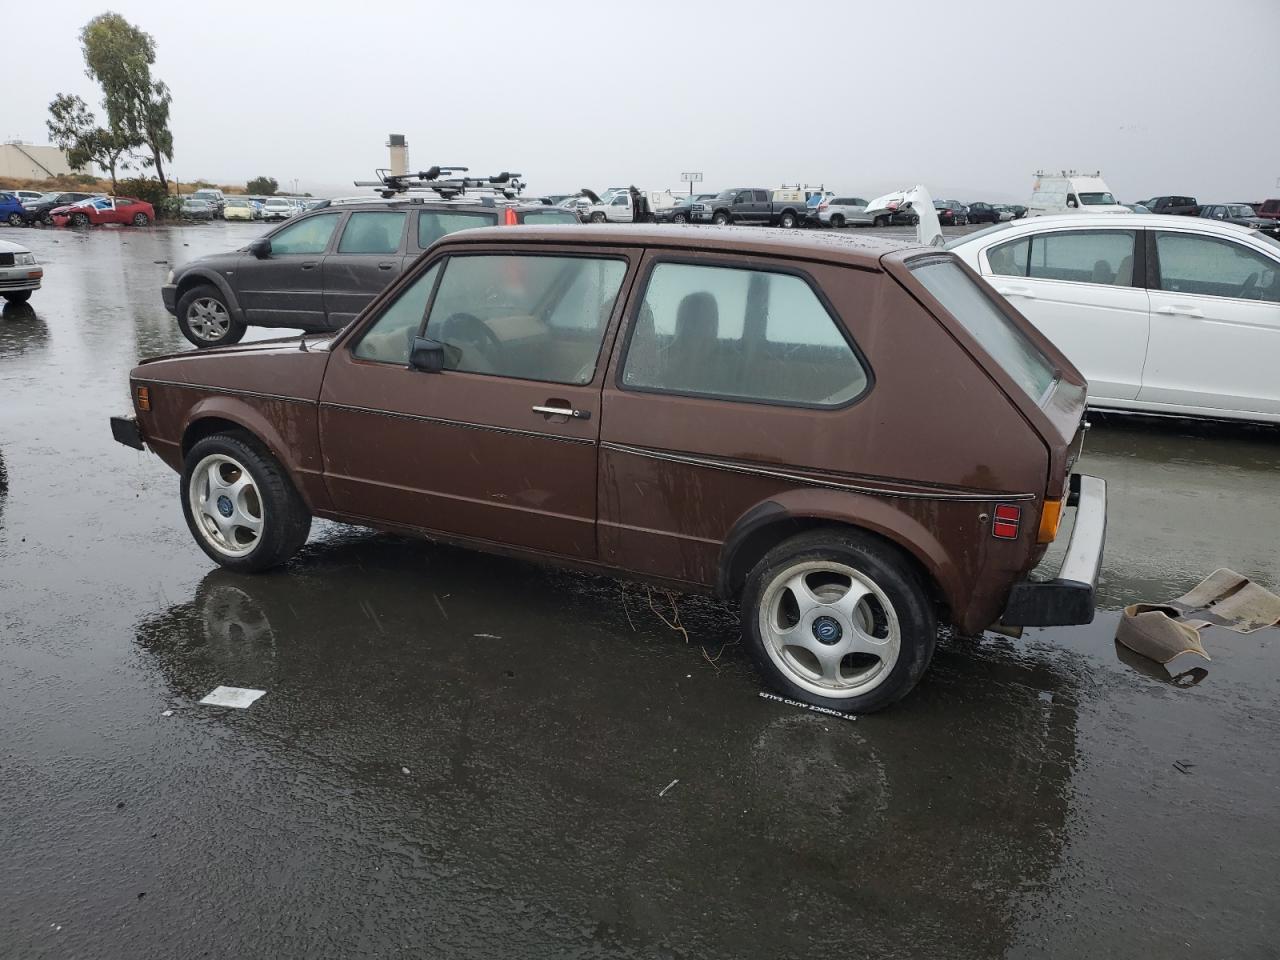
[424, 255, 627, 383]
[622, 262, 868, 407]
[754, 190, 770, 202]
[269, 213, 341, 255]
[1155, 233, 1279, 303]
[1028, 230, 1136, 285]
[988, 237, 1030, 277]
[417, 210, 498, 249]
[352, 262, 441, 364]
[337, 211, 407, 254]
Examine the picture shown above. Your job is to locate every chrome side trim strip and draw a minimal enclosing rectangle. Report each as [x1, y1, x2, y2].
[601, 442, 1035, 502]
[320, 401, 596, 445]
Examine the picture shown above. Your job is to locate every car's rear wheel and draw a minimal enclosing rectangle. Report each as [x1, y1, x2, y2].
[3, 291, 32, 304]
[740, 530, 937, 714]
[7, 213, 23, 227]
[181, 433, 311, 573]
[70, 212, 90, 227]
[780, 211, 798, 229]
[830, 214, 845, 228]
[177, 284, 246, 348]
[133, 212, 150, 226]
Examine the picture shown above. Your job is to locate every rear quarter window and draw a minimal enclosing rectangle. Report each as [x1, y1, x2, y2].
[909, 256, 1056, 403]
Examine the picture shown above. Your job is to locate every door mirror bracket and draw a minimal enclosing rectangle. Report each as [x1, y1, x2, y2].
[248, 237, 271, 259]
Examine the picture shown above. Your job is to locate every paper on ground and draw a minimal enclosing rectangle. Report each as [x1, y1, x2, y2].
[199, 686, 267, 709]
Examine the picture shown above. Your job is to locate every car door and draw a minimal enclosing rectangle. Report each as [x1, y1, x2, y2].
[322, 210, 409, 329]
[1140, 229, 1280, 417]
[234, 211, 342, 329]
[318, 244, 638, 558]
[980, 227, 1149, 402]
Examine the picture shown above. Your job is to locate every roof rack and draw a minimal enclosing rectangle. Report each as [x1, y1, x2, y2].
[354, 166, 525, 201]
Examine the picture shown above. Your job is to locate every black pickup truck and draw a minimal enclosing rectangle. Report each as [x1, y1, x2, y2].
[1140, 195, 1200, 216]
[690, 188, 809, 228]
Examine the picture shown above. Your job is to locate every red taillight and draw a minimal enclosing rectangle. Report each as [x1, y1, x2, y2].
[503, 207, 518, 226]
[992, 504, 1021, 540]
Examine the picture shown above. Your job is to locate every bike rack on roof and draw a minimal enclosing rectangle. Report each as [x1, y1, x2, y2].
[354, 166, 525, 201]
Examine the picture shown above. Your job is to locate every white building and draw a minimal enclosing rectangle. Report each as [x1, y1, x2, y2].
[0, 142, 82, 180]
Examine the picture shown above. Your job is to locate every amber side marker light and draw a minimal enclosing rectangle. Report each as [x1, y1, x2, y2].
[135, 385, 151, 411]
[1037, 498, 1064, 544]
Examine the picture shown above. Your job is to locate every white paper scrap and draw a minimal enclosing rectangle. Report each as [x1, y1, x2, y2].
[199, 686, 267, 709]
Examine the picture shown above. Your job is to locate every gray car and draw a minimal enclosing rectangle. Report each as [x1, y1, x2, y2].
[816, 197, 872, 228]
[161, 199, 577, 347]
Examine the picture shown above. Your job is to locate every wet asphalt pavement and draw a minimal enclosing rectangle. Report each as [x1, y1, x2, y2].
[2, 221, 1278, 959]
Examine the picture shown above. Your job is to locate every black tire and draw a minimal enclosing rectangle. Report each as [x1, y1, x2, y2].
[70, 212, 90, 227]
[874, 215, 889, 228]
[779, 211, 797, 229]
[7, 212, 23, 227]
[672, 212, 688, 224]
[181, 432, 311, 573]
[133, 212, 150, 226]
[3, 291, 32, 304]
[176, 284, 247, 348]
[590, 211, 606, 224]
[740, 529, 937, 714]
[830, 214, 845, 229]
[712, 211, 731, 226]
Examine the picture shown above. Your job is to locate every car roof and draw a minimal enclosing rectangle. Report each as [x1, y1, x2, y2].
[948, 212, 1272, 246]
[435, 223, 922, 269]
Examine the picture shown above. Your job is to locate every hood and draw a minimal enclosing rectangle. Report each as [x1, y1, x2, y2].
[139, 333, 334, 367]
[578, 188, 601, 204]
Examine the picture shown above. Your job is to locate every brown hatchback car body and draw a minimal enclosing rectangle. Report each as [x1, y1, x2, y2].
[113, 225, 1105, 710]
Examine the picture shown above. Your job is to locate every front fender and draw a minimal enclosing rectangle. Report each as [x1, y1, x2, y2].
[176, 267, 245, 323]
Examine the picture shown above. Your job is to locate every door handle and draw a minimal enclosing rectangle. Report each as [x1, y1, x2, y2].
[377, 262, 395, 270]
[532, 404, 591, 420]
[1155, 305, 1203, 318]
[995, 285, 1036, 299]
[300, 261, 318, 270]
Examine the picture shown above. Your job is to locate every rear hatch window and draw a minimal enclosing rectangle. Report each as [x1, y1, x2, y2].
[909, 256, 1056, 403]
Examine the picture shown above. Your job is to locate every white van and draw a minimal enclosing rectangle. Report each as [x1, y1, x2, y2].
[1027, 172, 1130, 216]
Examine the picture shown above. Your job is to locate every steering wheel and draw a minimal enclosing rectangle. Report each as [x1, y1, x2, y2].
[438, 312, 502, 371]
[1239, 272, 1259, 300]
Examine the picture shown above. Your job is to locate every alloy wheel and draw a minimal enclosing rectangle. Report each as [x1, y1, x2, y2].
[186, 297, 231, 341]
[188, 454, 265, 558]
[758, 560, 901, 699]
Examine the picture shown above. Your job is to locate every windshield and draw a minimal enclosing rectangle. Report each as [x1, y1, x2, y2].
[1251, 231, 1280, 254]
[1227, 205, 1256, 217]
[716, 189, 738, 200]
[910, 256, 1056, 403]
[1078, 192, 1117, 205]
[226, 199, 248, 207]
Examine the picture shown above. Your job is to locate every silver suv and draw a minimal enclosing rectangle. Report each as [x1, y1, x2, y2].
[816, 197, 872, 228]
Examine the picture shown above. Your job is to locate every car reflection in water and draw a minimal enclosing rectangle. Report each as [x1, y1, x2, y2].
[0, 302, 49, 357]
[135, 532, 1080, 957]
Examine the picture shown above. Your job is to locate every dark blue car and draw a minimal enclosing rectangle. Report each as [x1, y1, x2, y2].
[0, 191, 28, 227]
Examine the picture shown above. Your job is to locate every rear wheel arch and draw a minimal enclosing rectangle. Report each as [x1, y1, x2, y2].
[718, 501, 951, 617]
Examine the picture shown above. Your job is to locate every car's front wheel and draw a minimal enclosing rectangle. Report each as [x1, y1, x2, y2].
[830, 214, 845, 228]
[740, 530, 937, 714]
[181, 433, 311, 572]
[3, 291, 32, 304]
[7, 212, 23, 227]
[70, 212, 91, 227]
[589, 211, 606, 223]
[177, 285, 246, 348]
[712, 211, 731, 226]
[874, 214, 889, 227]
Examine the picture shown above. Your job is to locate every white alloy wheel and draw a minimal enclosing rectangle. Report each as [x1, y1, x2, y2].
[188, 453, 265, 558]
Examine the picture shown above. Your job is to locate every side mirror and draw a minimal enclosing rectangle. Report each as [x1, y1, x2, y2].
[408, 336, 446, 373]
[248, 237, 271, 259]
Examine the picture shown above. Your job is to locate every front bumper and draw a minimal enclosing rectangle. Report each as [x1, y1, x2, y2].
[0, 265, 42, 292]
[110, 415, 145, 451]
[1001, 474, 1107, 627]
[161, 283, 178, 315]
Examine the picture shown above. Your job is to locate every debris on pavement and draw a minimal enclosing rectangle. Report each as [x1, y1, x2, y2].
[198, 686, 266, 709]
[658, 779, 679, 797]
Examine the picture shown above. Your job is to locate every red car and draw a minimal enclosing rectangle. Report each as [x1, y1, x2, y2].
[51, 196, 155, 227]
[1255, 199, 1280, 222]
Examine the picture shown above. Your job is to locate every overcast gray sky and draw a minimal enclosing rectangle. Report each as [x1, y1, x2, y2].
[6, 0, 1279, 201]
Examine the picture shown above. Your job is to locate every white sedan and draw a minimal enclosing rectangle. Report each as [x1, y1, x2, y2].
[0, 238, 43, 305]
[947, 214, 1280, 423]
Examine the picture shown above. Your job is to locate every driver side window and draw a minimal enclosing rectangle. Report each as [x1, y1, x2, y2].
[352, 262, 442, 364]
[422, 254, 628, 383]
[269, 213, 341, 255]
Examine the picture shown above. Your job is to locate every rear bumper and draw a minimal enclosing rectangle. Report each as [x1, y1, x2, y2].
[1001, 474, 1107, 627]
[110, 415, 145, 451]
[161, 283, 178, 314]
